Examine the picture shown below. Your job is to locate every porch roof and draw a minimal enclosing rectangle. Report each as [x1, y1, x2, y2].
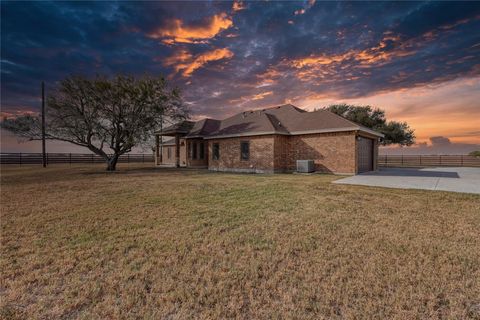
[155, 120, 195, 136]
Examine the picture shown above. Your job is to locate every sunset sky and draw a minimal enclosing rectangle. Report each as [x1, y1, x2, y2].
[1, 1, 479, 154]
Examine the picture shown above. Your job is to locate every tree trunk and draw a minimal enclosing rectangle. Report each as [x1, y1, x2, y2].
[106, 155, 119, 171]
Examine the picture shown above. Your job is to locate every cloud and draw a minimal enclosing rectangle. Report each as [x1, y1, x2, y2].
[160, 49, 193, 72]
[166, 48, 234, 77]
[2, 1, 480, 153]
[232, 1, 246, 12]
[293, 0, 316, 16]
[0, 110, 38, 119]
[251, 91, 273, 100]
[147, 13, 233, 44]
[430, 136, 451, 146]
[294, 9, 305, 16]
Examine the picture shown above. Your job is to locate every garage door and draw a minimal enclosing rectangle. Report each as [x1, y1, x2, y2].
[358, 137, 373, 173]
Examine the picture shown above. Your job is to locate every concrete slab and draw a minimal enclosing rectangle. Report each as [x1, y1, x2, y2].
[333, 167, 480, 195]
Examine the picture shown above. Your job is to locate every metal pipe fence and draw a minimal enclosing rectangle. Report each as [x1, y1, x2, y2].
[379, 155, 480, 167]
[0, 153, 154, 165]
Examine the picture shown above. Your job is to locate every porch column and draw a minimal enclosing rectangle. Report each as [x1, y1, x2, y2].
[175, 134, 180, 168]
[155, 135, 160, 165]
[159, 136, 163, 164]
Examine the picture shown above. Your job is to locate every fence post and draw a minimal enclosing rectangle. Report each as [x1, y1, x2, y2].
[385, 155, 387, 166]
[142, 154, 144, 163]
[401, 154, 404, 166]
[69, 153, 72, 165]
[128, 154, 130, 163]
[19, 153, 22, 166]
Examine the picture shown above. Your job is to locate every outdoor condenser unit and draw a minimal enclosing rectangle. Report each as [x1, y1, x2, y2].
[296, 160, 315, 173]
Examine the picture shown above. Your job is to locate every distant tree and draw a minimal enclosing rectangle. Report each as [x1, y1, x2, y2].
[469, 150, 480, 157]
[324, 104, 415, 146]
[1, 75, 188, 171]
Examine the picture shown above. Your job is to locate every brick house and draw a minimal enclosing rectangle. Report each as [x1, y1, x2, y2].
[154, 104, 384, 174]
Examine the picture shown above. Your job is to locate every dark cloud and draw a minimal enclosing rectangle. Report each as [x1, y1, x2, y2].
[430, 136, 452, 146]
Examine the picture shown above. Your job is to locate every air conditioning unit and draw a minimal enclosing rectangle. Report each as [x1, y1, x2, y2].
[296, 160, 315, 173]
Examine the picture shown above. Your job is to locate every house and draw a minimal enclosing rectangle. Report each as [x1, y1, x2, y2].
[154, 104, 384, 174]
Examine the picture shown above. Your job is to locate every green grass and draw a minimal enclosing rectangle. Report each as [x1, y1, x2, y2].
[1, 164, 480, 319]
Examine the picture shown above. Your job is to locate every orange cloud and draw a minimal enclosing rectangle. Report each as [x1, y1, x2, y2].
[165, 48, 234, 77]
[256, 67, 283, 86]
[148, 13, 233, 44]
[251, 91, 273, 100]
[160, 49, 193, 71]
[232, 0, 246, 12]
[271, 33, 421, 83]
[0, 110, 38, 119]
[290, 52, 353, 68]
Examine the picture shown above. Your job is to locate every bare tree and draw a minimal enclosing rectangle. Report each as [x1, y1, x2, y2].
[1, 75, 188, 171]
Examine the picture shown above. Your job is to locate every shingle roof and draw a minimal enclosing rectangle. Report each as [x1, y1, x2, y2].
[155, 120, 195, 135]
[206, 109, 290, 138]
[157, 104, 384, 139]
[185, 118, 221, 137]
[205, 104, 383, 138]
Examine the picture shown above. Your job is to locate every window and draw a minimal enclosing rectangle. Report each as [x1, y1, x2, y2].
[213, 143, 220, 160]
[192, 142, 197, 159]
[167, 147, 171, 159]
[240, 141, 250, 160]
[199, 143, 205, 160]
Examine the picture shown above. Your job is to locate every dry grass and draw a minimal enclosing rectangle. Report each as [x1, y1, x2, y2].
[1, 164, 479, 319]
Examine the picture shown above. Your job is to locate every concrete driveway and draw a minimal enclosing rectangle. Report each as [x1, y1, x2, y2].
[334, 167, 480, 195]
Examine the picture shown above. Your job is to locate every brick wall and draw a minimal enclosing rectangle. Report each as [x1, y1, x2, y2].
[207, 132, 363, 174]
[281, 132, 357, 174]
[153, 131, 377, 174]
[273, 135, 289, 172]
[208, 135, 276, 173]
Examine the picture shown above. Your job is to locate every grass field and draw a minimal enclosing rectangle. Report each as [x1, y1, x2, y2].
[1, 164, 480, 319]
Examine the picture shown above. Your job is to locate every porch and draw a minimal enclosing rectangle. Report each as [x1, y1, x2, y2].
[155, 121, 208, 168]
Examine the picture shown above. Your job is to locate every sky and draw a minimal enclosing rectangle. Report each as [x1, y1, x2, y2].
[1, 1, 480, 154]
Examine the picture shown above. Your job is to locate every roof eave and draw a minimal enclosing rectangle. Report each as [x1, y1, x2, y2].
[356, 127, 384, 138]
[205, 131, 289, 139]
[204, 127, 384, 139]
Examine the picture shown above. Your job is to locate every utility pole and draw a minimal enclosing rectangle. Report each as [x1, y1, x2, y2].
[41, 81, 47, 168]
[159, 115, 163, 164]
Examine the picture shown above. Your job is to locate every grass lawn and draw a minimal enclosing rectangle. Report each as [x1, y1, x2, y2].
[1, 164, 479, 319]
